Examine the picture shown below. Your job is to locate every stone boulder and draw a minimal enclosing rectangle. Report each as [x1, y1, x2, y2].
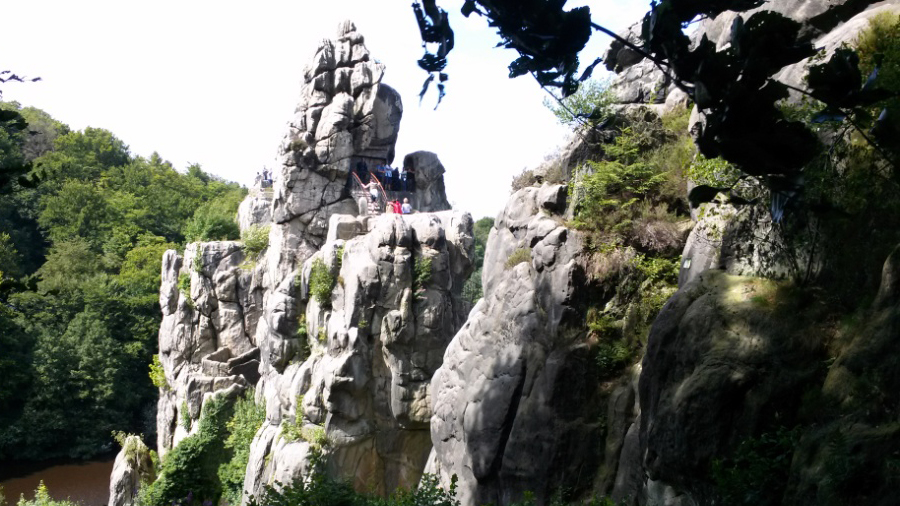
[400, 151, 452, 213]
[238, 190, 273, 233]
[108, 435, 155, 506]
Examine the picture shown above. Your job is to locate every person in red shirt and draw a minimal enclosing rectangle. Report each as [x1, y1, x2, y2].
[392, 200, 402, 214]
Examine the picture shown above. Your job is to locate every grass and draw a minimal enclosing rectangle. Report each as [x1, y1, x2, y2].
[505, 248, 532, 269]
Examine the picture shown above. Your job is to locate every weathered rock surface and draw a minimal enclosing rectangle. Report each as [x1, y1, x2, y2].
[156, 241, 261, 457]
[633, 271, 825, 505]
[243, 210, 474, 498]
[150, 20, 467, 504]
[108, 435, 155, 506]
[238, 189, 274, 233]
[426, 184, 632, 505]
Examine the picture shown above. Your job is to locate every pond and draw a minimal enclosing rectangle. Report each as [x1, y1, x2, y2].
[1, 458, 115, 506]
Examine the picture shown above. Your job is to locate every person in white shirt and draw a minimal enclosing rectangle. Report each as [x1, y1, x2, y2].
[401, 198, 412, 214]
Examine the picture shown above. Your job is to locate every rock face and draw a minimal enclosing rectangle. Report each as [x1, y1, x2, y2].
[244, 211, 473, 498]
[426, 184, 628, 505]
[238, 189, 273, 233]
[632, 271, 825, 505]
[605, 0, 893, 109]
[156, 241, 260, 457]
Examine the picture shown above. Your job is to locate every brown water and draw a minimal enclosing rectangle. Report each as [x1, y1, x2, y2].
[0, 459, 114, 506]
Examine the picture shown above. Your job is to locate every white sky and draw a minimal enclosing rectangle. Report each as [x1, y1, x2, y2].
[3, 0, 651, 220]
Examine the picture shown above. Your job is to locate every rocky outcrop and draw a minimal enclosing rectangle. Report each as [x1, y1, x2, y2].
[632, 271, 826, 505]
[426, 184, 632, 505]
[243, 210, 473, 497]
[156, 241, 261, 457]
[238, 189, 273, 233]
[147, 19, 471, 505]
[108, 435, 155, 506]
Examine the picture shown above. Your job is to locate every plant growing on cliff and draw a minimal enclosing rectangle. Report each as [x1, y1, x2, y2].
[139, 395, 234, 506]
[177, 273, 190, 295]
[177, 272, 194, 308]
[571, 108, 689, 255]
[505, 247, 532, 269]
[511, 168, 538, 192]
[149, 354, 169, 391]
[241, 225, 270, 259]
[308, 258, 335, 309]
[414, 255, 433, 292]
[180, 400, 191, 431]
[218, 389, 265, 506]
[280, 395, 305, 443]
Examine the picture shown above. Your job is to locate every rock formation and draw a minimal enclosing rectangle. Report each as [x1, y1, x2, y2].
[244, 210, 473, 497]
[123, 19, 473, 505]
[425, 184, 627, 505]
[116, 3, 900, 506]
[108, 435, 156, 506]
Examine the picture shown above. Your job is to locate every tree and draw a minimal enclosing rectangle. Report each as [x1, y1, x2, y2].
[416, 0, 896, 206]
[543, 78, 614, 129]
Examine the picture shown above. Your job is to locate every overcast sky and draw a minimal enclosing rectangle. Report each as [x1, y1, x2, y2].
[3, 0, 651, 220]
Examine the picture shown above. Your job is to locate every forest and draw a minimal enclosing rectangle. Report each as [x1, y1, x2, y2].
[0, 101, 246, 461]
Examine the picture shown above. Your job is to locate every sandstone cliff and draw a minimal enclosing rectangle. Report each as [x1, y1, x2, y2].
[115, 20, 472, 506]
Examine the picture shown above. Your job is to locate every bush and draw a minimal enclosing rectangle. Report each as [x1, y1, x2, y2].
[181, 401, 191, 430]
[414, 256, 433, 291]
[177, 273, 190, 296]
[308, 258, 335, 309]
[219, 390, 265, 506]
[711, 427, 799, 506]
[249, 472, 458, 506]
[182, 193, 243, 243]
[505, 248, 532, 269]
[570, 108, 690, 255]
[14, 482, 79, 506]
[511, 168, 538, 192]
[139, 395, 234, 506]
[241, 225, 270, 259]
[149, 354, 169, 391]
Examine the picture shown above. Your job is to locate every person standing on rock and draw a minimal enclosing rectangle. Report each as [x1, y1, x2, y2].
[364, 179, 379, 204]
[392, 200, 402, 214]
[398, 164, 407, 191]
[401, 198, 412, 214]
[384, 165, 394, 191]
[404, 160, 416, 192]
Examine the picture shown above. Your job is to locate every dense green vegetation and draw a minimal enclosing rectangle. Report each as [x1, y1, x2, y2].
[139, 395, 234, 506]
[0, 101, 246, 461]
[565, 105, 693, 380]
[250, 471, 622, 506]
[461, 217, 493, 303]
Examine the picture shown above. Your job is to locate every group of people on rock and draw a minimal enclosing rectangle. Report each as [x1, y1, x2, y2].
[254, 168, 273, 188]
[353, 160, 416, 192]
[390, 198, 413, 214]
